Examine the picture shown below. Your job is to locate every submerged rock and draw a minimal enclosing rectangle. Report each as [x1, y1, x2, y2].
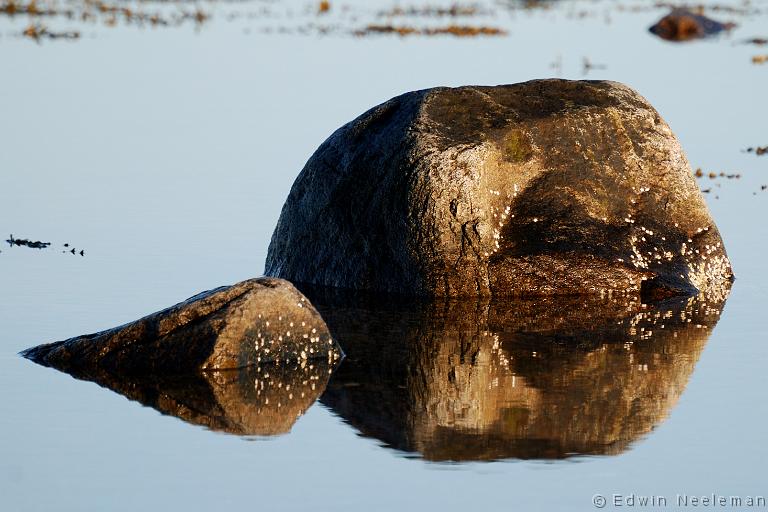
[266, 80, 732, 298]
[22, 277, 342, 375]
[308, 284, 730, 461]
[649, 9, 735, 42]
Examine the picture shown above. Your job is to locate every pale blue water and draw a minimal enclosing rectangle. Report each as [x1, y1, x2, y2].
[2, 1, 767, 510]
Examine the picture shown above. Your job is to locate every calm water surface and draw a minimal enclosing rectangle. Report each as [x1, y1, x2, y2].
[2, 1, 767, 510]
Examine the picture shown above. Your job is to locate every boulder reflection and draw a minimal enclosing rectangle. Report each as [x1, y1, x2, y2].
[43, 360, 336, 436]
[308, 287, 729, 461]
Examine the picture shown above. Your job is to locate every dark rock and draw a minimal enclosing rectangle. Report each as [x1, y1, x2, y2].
[266, 80, 733, 298]
[649, 9, 735, 41]
[308, 283, 730, 461]
[22, 277, 342, 375]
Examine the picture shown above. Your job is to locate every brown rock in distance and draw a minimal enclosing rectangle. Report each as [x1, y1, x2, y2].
[649, 9, 735, 42]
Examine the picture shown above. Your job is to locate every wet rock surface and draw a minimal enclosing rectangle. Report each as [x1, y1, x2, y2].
[308, 284, 730, 461]
[266, 80, 733, 298]
[22, 277, 342, 375]
[649, 9, 735, 41]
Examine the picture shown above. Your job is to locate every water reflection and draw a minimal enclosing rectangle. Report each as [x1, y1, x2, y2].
[307, 287, 730, 461]
[28, 285, 728, 448]
[39, 360, 337, 436]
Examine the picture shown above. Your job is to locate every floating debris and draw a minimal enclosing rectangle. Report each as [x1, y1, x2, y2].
[1, 0, 56, 15]
[2, 234, 87, 255]
[582, 57, 607, 75]
[743, 37, 768, 45]
[377, 4, 483, 18]
[2, 0, 211, 41]
[22, 23, 79, 41]
[694, 168, 741, 180]
[6, 234, 51, 249]
[752, 55, 768, 64]
[746, 146, 768, 155]
[354, 23, 506, 37]
[7, 0, 752, 45]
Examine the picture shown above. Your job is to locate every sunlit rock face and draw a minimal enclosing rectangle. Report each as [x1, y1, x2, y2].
[266, 80, 732, 298]
[22, 277, 342, 374]
[311, 285, 730, 461]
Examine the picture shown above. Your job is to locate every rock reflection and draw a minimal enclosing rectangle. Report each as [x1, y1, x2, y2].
[43, 360, 337, 436]
[308, 287, 730, 461]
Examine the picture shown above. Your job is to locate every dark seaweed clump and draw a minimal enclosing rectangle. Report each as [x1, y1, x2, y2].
[6, 234, 50, 249]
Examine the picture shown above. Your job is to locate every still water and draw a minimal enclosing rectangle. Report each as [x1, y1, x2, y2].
[1, 0, 767, 510]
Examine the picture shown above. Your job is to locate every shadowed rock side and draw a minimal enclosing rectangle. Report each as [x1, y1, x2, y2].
[649, 9, 735, 42]
[22, 277, 342, 374]
[308, 285, 730, 461]
[266, 80, 732, 298]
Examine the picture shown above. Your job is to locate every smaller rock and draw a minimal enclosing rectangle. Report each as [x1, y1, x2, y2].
[22, 277, 342, 375]
[649, 9, 735, 41]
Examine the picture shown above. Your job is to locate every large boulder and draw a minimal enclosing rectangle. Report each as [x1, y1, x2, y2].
[266, 80, 733, 298]
[22, 277, 342, 375]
